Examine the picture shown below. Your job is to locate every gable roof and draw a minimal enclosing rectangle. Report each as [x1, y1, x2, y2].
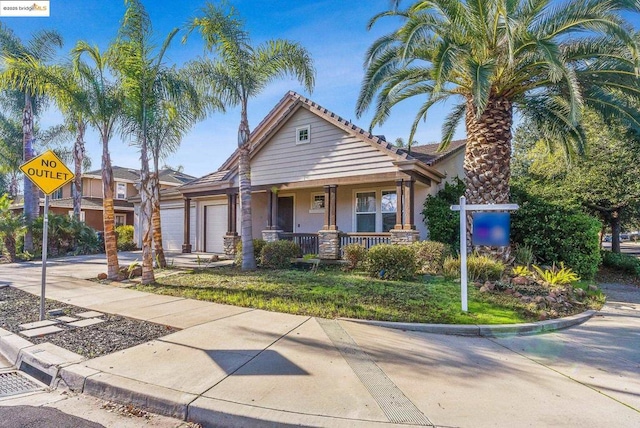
[397, 140, 466, 166]
[84, 166, 196, 186]
[180, 91, 465, 193]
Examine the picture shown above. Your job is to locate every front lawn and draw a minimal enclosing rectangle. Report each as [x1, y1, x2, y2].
[133, 266, 551, 324]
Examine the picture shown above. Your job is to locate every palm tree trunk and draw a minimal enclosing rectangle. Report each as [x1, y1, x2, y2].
[72, 121, 86, 220]
[22, 93, 36, 252]
[140, 135, 155, 284]
[101, 134, 120, 279]
[464, 96, 513, 258]
[239, 102, 255, 270]
[151, 170, 166, 268]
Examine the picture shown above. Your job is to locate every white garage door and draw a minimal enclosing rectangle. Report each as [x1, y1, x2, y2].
[205, 204, 227, 253]
[160, 206, 195, 251]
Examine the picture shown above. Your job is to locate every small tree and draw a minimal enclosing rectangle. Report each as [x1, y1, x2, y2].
[0, 193, 24, 262]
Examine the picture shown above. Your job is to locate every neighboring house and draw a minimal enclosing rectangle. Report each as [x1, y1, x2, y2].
[144, 91, 465, 259]
[12, 166, 194, 232]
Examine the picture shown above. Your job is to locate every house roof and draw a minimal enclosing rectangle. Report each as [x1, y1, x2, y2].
[47, 197, 134, 211]
[180, 91, 465, 194]
[397, 140, 466, 166]
[84, 166, 196, 186]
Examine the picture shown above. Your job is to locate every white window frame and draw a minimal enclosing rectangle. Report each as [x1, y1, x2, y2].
[51, 188, 63, 200]
[352, 189, 398, 233]
[68, 210, 86, 222]
[116, 182, 127, 199]
[309, 192, 325, 213]
[295, 125, 310, 145]
[115, 214, 126, 227]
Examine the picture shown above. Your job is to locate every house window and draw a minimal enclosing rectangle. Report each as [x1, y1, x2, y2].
[355, 191, 376, 232]
[115, 214, 126, 227]
[68, 211, 86, 222]
[116, 182, 127, 199]
[310, 193, 325, 213]
[51, 188, 63, 200]
[381, 191, 397, 232]
[296, 125, 310, 145]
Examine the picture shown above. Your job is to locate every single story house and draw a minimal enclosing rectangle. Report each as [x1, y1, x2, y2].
[140, 91, 465, 259]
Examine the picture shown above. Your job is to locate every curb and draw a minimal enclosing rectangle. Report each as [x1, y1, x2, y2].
[339, 309, 597, 337]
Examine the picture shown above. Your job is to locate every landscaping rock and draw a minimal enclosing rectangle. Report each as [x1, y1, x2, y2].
[538, 311, 548, 321]
[588, 284, 599, 292]
[511, 276, 529, 286]
[97, 273, 107, 280]
[484, 281, 496, 291]
[479, 286, 490, 293]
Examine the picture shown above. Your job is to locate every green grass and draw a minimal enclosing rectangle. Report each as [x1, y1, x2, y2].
[133, 266, 538, 324]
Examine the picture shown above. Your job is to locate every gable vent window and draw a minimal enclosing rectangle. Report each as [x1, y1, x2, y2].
[296, 125, 310, 145]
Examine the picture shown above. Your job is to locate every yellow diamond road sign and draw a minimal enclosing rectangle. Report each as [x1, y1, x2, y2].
[20, 150, 75, 195]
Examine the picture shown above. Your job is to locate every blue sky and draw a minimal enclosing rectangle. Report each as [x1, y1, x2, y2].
[2, 1, 640, 178]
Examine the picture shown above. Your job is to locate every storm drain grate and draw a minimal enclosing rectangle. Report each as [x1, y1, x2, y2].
[0, 371, 45, 398]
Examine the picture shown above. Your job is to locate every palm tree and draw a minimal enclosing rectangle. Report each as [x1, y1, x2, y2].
[72, 42, 123, 279]
[186, 2, 315, 270]
[110, 0, 187, 283]
[147, 72, 213, 269]
[0, 24, 63, 252]
[357, 0, 640, 253]
[0, 114, 23, 198]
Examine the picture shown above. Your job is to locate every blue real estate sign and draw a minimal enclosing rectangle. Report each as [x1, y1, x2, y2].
[472, 212, 510, 246]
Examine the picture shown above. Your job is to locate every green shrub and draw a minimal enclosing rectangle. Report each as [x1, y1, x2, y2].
[29, 214, 102, 256]
[601, 250, 640, 276]
[235, 239, 267, 266]
[116, 225, 137, 251]
[0, 194, 24, 262]
[364, 244, 417, 281]
[511, 185, 601, 279]
[441, 254, 505, 282]
[260, 240, 300, 269]
[421, 178, 465, 251]
[533, 262, 580, 285]
[411, 240, 450, 275]
[342, 243, 367, 270]
[512, 243, 536, 266]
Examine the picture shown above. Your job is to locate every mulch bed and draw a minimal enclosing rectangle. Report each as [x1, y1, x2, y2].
[0, 286, 178, 359]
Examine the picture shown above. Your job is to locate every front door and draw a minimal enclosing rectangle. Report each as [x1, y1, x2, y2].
[277, 196, 294, 232]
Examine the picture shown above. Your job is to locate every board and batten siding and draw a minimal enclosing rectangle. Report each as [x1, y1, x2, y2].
[251, 109, 397, 186]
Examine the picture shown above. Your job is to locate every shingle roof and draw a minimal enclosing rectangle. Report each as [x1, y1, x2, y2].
[178, 169, 232, 188]
[84, 166, 196, 184]
[397, 139, 466, 166]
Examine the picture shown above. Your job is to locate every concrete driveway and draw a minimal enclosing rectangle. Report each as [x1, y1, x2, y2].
[0, 254, 638, 427]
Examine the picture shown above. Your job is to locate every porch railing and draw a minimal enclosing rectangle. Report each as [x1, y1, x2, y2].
[279, 233, 319, 256]
[339, 232, 391, 251]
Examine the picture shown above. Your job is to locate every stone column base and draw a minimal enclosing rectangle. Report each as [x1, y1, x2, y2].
[318, 230, 341, 260]
[390, 229, 419, 245]
[262, 229, 282, 242]
[181, 244, 192, 254]
[223, 234, 241, 256]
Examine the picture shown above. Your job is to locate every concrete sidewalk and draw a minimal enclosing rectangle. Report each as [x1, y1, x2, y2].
[1, 257, 639, 427]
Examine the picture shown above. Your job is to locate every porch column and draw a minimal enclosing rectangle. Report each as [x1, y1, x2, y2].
[403, 179, 416, 230]
[181, 197, 192, 253]
[319, 184, 341, 259]
[395, 179, 404, 229]
[263, 189, 281, 242]
[329, 185, 338, 230]
[266, 189, 274, 229]
[323, 185, 331, 230]
[223, 193, 240, 256]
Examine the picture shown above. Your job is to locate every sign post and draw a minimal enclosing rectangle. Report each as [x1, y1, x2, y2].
[451, 197, 518, 312]
[20, 150, 74, 321]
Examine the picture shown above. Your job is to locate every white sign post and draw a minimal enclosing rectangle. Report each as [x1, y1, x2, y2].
[20, 150, 74, 321]
[451, 196, 518, 312]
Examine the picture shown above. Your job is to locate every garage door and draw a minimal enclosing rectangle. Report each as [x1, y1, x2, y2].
[205, 204, 227, 253]
[160, 206, 195, 251]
